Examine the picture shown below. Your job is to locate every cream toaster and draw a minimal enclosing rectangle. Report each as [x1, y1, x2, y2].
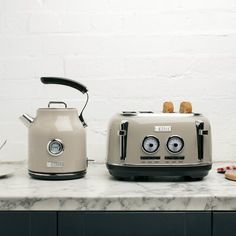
[106, 103, 212, 180]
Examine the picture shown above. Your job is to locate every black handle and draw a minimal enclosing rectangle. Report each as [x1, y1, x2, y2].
[41, 77, 89, 127]
[41, 77, 88, 94]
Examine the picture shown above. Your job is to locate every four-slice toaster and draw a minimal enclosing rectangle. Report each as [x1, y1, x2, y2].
[106, 108, 212, 180]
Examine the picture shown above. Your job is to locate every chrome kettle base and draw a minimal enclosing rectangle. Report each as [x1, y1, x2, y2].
[106, 164, 212, 181]
[28, 170, 86, 180]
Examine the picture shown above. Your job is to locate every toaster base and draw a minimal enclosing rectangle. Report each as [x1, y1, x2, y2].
[28, 170, 86, 180]
[106, 164, 212, 180]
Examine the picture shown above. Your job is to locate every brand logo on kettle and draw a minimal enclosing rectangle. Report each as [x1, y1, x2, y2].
[47, 161, 64, 168]
[154, 126, 172, 132]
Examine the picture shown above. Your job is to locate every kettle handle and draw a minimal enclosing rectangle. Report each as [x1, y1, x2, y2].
[41, 77, 88, 94]
[40, 77, 89, 127]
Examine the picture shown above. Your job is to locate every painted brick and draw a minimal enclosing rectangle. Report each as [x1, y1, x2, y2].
[3, 0, 43, 12]
[0, 36, 43, 57]
[0, 80, 43, 100]
[42, 34, 236, 56]
[0, 58, 38, 79]
[60, 13, 92, 33]
[29, 13, 61, 33]
[90, 13, 124, 33]
[108, 0, 236, 11]
[0, 57, 64, 79]
[45, 0, 110, 12]
[1, 13, 30, 34]
[123, 12, 236, 34]
[0, 0, 236, 162]
[65, 56, 125, 78]
[61, 13, 123, 33]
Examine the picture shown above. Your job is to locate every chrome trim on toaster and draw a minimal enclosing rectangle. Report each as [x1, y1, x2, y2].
[119, 121, 129, 160]
[120, 112, 202, 117]
[195, 120, 208, 160]
[106, 162, 212, 167]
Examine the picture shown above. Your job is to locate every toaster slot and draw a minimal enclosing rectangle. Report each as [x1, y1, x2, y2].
[119, 121, 129, 160]
[196, 121, 208, 160]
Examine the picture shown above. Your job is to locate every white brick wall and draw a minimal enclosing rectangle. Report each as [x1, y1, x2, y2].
[0, 0, 236, 162]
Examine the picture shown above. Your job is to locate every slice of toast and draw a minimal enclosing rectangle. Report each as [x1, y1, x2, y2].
[163, 102, 174, 113]
[179, 101, 192, 113]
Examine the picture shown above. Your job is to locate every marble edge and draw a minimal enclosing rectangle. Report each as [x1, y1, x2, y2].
[1, 196, 236, 211]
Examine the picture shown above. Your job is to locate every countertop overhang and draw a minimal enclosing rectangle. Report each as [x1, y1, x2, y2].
[0, 162, 236, 211]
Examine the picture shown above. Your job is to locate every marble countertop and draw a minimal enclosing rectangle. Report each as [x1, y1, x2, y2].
[0, 162, 236, 211]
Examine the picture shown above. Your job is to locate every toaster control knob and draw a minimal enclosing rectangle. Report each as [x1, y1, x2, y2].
[47, 139, 64, 156]
[167, 136, 184, 154]
[142, 136, 160, 154]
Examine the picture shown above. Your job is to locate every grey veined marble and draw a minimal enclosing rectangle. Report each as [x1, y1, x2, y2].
[0, 162, 236, 211]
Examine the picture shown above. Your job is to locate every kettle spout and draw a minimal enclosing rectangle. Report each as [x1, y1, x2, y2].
[20, 114, 34, 128]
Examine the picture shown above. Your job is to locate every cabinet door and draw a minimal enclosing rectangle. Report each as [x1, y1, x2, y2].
[213, 212, 236, 236]
[0, 212, 29, 236]
[0, 212, 57, 236]
[59, 212, 186, 236]
[84, 212, 185, 236]
[30, 212, 57, 236]
[59, 212, 84, 236]
[59, 212, 212, 236]
[185, 212, 211, 236]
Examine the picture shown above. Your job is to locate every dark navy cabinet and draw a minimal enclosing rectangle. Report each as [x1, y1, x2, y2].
[0, 212, 57, 236]
[1, 211, 236, 236]
[58, 212, 211, 236]
[213, 212, 236, 236]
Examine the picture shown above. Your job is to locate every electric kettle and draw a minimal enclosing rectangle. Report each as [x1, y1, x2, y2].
[20, 77, 89, 180]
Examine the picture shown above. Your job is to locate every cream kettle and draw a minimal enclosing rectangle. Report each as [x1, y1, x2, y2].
[20, 77, 89, 180]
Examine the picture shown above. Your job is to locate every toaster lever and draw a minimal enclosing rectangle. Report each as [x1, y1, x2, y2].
[118, 130, 127, 136]
[119, 121, 129, 160]
[199, 130, 208, 136]
[196, 121, 208, 160]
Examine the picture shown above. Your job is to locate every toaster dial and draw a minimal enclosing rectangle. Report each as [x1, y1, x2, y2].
[167, 136, 184, 154]
[47, 139, 64, 156]
[142, 136, 160, 154]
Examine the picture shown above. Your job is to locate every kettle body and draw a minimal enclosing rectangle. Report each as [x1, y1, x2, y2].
[28, 108, 87, 179]
[21, 77, 89, 180]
